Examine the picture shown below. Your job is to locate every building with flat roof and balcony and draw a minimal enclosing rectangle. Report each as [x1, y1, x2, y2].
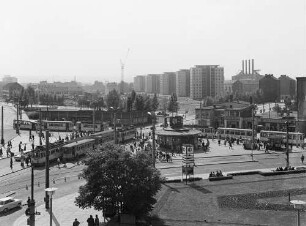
[133, 75, 146, 93]
[176, 69, 190, 97]
[190, 65, 224, 100]
[145, 74, 160, 94]
[160, 72, 176, 95]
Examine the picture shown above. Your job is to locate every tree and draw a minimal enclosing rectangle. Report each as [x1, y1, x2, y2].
[126, 96, 133, 112]
[75, 143, 163, 218]
[131, 90, 136, 103]
[144, 95, 152, 112]
[167, 93, 179, 115]
[106, 89, 120, 109]
[134, 94, 145, 111]
[152, 93, 159, 111]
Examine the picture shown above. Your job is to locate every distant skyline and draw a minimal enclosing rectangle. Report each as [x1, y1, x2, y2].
[0, 0, 305, 84]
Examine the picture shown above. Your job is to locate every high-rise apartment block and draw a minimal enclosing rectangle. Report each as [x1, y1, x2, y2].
[133, 75, 146, 92]
[145, 74, 160, 94]
[160, 72, 176, 95]
[190, 65, 224, 100]
[176, 69, 190, 97]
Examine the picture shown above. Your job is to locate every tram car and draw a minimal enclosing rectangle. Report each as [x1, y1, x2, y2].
[117, 126, 136, 143]
[216, 128, 254, 140]
[91, 130, 115, 144]
[13, 119, 37, 130]
[80, 123, 102, 132]
[62, 138, 96, 160]
[43, 120, 74, 132]
[31, 140, 65, 166]
[260, 130, 304, 146]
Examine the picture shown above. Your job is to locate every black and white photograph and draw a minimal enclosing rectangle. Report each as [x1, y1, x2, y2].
[0, 0, 306, 225]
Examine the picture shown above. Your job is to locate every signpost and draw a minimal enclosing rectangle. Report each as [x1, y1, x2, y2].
[182, 144, 194, 184]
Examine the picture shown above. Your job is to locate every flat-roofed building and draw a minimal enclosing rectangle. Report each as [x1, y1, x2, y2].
[190, 65, 224, 100]
[160, 72, 176, 95]
[176, 69, 190, 97]
[133, 75, 146, 92]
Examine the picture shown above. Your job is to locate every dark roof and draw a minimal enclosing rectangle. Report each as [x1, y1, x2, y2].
[2, 82, 24, 90]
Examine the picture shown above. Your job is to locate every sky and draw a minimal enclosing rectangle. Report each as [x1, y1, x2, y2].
[0, 0, 305, 84]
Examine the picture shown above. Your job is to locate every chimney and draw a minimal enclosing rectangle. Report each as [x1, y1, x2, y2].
[242, 60, 244, 73]
[248, 59, 251, 74]
[252, 59, 254, 74]
[245, 60, 247, 74]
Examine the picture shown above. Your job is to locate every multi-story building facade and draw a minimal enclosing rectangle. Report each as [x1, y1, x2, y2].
[145, 74, 160, 94]
[2, 75, 18, 84]
[160, 72, 176, 95]
[176, 69, 190, 97]
[190, 65, 224, 100]
[37, 81, 83, 97]
[133, 75, 146, 92]
[232, 79, 259, 95]
[105, 82, 119, 94]
[259, 74, 280, 102]
[224, 80, 234, 96]
[279, 75, 296, 100]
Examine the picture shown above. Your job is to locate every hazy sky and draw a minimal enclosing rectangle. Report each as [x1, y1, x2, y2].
[0, 0, 305, 84]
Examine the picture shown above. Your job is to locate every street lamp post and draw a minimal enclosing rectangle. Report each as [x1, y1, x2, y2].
[45, 187, 58, 226]
[251, 104, 255, 161]
[1, 106, 4, 145]
[286, 121, 290, 169]
[110, 107, 119, 144]
[290, 200, 306, 226]
[148, 112, 156, 168]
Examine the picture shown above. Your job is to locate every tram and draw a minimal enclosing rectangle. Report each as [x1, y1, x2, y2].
[62, 138, 96, 160]
[260, 130, 304, 146]
[13, 120, 37, 130]
[216, 128, 254, 140]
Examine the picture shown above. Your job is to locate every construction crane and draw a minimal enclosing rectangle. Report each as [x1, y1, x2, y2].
[120, 48, 130, 94]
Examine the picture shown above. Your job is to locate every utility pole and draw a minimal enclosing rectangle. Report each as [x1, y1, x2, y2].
[93, 108, 96, 133]
[251, 104, 254, 161]
[114, 112, 117, 144]
[45, 130, 50, 209]
[1, 106, 4, 145]
[286, 121, 290, 169]
[30, 145, 36, 226]
[39, 109, 42, 146]
[152, 116, 156, 168]
[16, 102, 19, 135]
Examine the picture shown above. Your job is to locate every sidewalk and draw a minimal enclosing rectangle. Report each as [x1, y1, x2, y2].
[13, 193, 104, 226]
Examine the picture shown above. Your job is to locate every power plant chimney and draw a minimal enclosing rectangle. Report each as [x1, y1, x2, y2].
[252, 59, 254, 74]
[248, 59, 251, 74]
[242, 60, 244, 73]
[245, 60, 247, 74]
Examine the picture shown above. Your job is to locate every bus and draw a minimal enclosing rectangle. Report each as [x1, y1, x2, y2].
[216, 128, 254, 140]
[260, 130, 304, 146]
[43, 120, 74, 131]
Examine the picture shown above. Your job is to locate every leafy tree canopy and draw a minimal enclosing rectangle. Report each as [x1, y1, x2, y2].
[152, 93, 159, 111]
[167, 93, 179, 115]
[75, 144, 163, 217]
[106, 89, 121, 109]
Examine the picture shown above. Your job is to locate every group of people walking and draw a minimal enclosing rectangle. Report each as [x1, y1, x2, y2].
[73, 215, 100, 226]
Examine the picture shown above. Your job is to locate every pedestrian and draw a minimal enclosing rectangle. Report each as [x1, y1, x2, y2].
[10, 157, 13, 170]
[301, 154, 304, 164]
[32, 143, 34, 150]
[57, 158, 61, 168]
[24, 144, 26, 151]
[27, 197, 31, 207]
[94, 215, 100, 226]
[19, 142, 22, 152]
[73, 218, 80, 226]
[0, 147, 2, 157]
[25, 156, 29, 167]
[87, 215, 94, 226]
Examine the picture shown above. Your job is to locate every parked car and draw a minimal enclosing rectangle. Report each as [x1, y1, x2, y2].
[0, 197, 22, 213]
[14, 150, 32, 162]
